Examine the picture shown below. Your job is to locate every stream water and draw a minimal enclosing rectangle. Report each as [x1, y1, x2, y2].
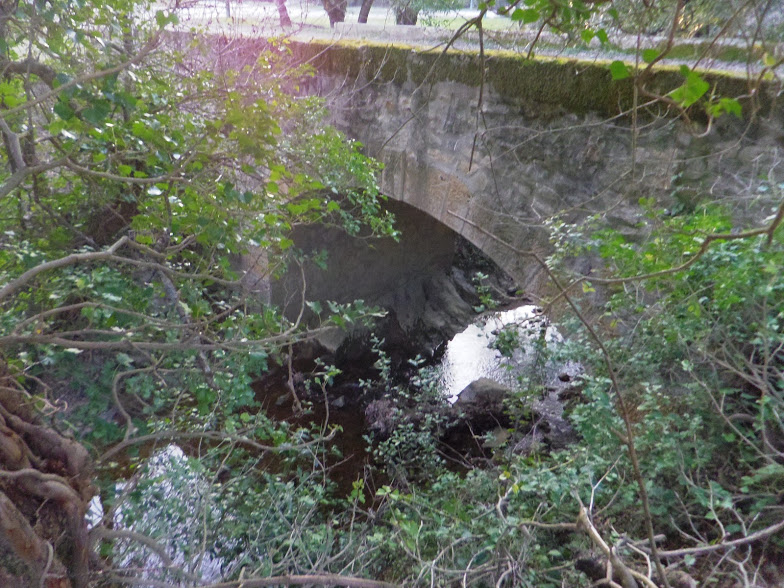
[92, 303, 565, 583]
[438, 304, 561, 402]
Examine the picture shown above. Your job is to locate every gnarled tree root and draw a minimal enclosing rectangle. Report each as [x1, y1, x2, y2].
[0, 371, 95, 588]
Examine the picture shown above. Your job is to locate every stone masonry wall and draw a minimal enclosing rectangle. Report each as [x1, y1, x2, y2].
[290, 40, 784, 295]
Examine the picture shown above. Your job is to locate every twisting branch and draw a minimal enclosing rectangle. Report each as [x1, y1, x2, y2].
[0, 159, 65, 200]
[108, 575, 400, 588]
[0, 117, 25, 171]
[579, 196, 784, 286]
[0, 34, 160, 121]
[0, 236, 131, 302]
[0, 56, 58, 87]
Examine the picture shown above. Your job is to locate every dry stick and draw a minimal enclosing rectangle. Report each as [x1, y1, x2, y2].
[89, 528, 174, 567]
[653, 516, 784, 559]
[11, 299, 221, 335]
[578, 506, 651, 588]
[0, 56, 58, 87]
[639, 0, 684, 75]
[378, 8, 486, 156]
[690, 0, 754, 72]
[286, 342, 303, 412]
[39, 542, 53, 588]
[448, 210, 670, 588]
[0, 117, 25, 171]
[90, 527, 205, 585]
[0, 159, 65, 200]
[527, 7, 556, 60]
[0, 235, 248, 304]
[112, 367, 154, 442]
[63, 157, 189, 185]
[633, 0, 701, 131]
[0, 326, 337, 352]
[632, 32, 641, 180]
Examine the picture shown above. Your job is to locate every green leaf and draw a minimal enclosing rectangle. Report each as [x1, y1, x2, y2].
[82, 99, 111, 125]
[668, 66, 709, 107]
[642, 49, 660, 63]
[707, 97, 742, 118]
[609, 60, 631, 80]
[53, 100, 75, 120]
[510, 8, 540, 23]
[155, 10, 179, 28]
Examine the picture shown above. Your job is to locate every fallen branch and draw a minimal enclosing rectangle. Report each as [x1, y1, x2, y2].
[653, 516, 784, 558]
[578, 506, 653, 588]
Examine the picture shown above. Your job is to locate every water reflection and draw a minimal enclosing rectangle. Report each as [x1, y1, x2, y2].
[90, 445, 223, 584]
[438, 305, 560, 402]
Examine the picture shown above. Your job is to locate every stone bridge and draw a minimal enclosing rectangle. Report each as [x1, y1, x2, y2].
[288, 40, 782, 291]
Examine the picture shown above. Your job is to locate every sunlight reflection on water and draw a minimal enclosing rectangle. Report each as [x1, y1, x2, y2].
[439, 305, 561, 402]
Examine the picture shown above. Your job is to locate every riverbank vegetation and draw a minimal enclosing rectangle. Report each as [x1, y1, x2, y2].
[1, 0, 783, 586]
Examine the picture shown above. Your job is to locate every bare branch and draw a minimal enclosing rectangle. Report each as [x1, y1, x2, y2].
[89, 527, 173, 567]
[0, 159, 65, 200]
[654, 517, 784, 558]
[0, 56, 58, 87]
[0, 117, 25, 171]
[581, 197, 784, 286]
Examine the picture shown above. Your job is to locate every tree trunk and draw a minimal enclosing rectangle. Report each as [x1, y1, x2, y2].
[275, 0, 292, 27]
[225, 0, 231, 18]
[395, 6, 419, 25]
[323, 0, 347, 27]
[358, 0, 374, 23]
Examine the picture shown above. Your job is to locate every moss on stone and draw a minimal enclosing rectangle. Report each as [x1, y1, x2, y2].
[289, 39, 774, 120]
[657, 42, 763, 64]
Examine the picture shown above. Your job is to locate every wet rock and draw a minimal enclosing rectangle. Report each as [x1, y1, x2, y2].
[450, 266, 480, 305]
[451, 378, 512, 436]
[455, 378, 510, 407]
[512, 428, 545, 455]
[364, 399, 395, 438]
[314, 328, 347, 356]
[531, 390, 578, 450]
